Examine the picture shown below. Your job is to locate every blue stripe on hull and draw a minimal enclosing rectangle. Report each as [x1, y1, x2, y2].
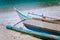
[24, 24, 60, 36]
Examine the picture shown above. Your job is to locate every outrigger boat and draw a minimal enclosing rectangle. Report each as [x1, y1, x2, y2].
[6, 8, 60, 40]
[16, 8, 60, 35]
[28, 12, 60, 25]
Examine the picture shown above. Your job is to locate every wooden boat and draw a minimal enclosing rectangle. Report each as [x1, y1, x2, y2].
[6, 24, 60, 40]
[5, 8, 60, 40]
[16, 8, 60, 36]
[23, 18, 60, 36]
[28, 13, 60, 25]
[16, 8, 60, 25]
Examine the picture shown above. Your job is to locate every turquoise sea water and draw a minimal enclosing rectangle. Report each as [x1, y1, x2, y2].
[0, 0, 59, 6]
